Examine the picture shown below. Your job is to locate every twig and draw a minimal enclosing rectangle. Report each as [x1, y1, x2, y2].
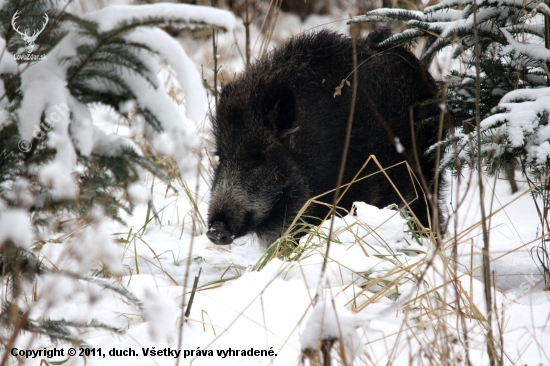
[184, 268, 202, 322]
[320, 30, 358, 289]
[473, 0, 499, 361]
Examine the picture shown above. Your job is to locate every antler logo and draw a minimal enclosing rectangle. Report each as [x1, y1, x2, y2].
[11, 11, 49, 54]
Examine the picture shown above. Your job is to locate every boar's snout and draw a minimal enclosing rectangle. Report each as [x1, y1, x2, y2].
[206, 222, 234, 245]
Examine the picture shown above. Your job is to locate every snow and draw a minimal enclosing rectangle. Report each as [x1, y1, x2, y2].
[11, 0, 234, 201]
[2, 2, 550, 366]
[68, 97, 94, 156]
[14, 176, 548, 365]
[0, 208, 33, 249]
[394, 137, 404, 153]
[17, 43, 73, 141]
[299, 299, 371, 364]
[352, 0, 547, 71]
[3, 178, 34, 208]
[81, 3, 235, 34]
[39, 132, 79, 200]
[125, 28, 208, 123]
[91, 125, 141, 156]
[36, 211, 124, 276]
[127, 182, 150, 204]
[476, 87, 550, 164]
[537, 3, 550, 17]
[501, 28, 550, 62]
[131, 277, 180, 341]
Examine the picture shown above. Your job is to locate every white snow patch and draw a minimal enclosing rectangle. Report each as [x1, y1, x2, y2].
[82, 3, 235, 34]
[0, 208, 33, 249]
[127, 182, 150, 204]
[300, 299, 371, 363]
[394, 137, 404, 153]
[91, 126, 141, 156]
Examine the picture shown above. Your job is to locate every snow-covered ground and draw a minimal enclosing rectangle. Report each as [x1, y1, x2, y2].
[13, 164, 549, 365]
[4, 4, 550, 366]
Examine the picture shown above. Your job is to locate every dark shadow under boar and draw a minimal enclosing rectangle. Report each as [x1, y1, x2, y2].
[207, 29, 443, 246]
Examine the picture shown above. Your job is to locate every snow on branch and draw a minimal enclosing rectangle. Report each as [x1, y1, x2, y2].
[81, 3, 235, 33]
[442, 87, 550, 171]
[535, 3, 550, 17]
[501, 27, 550, 62]
[14, 2, 235, 194]
[125, 28, 207, 123]
[480, 87, 550, 164]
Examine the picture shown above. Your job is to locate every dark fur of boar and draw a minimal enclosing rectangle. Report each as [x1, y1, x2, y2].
[207, 29, 442, 246]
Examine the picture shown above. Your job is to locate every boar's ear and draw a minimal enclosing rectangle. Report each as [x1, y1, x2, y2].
[262, 84, 297, 139]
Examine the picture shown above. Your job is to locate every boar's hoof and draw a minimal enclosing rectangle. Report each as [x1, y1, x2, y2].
[206, 222, 234, 245]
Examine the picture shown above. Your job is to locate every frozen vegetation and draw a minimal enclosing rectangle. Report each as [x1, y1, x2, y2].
[0, 0, 549, 365]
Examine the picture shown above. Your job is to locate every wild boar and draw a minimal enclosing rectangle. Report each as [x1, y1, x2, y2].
[207, 29, 442, 246]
